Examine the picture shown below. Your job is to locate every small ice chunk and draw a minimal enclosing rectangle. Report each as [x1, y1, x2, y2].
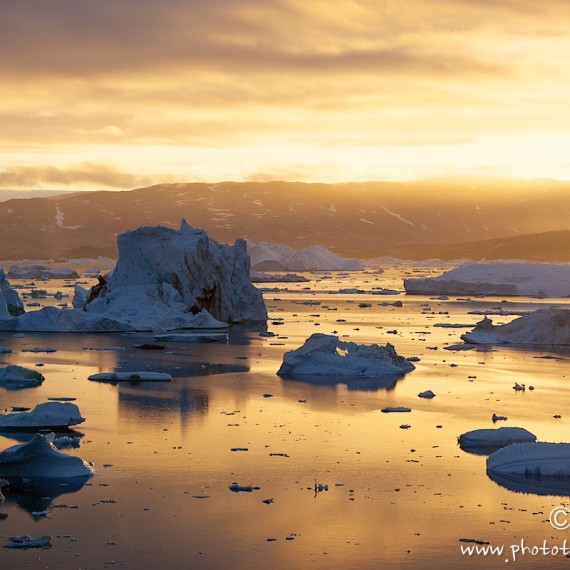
[4, 534, 52, 549]
[443, 344, 475, 351]
[381, 407, 411, 413]
[492, 413, 508, 422]
[229, 483, 255, 492]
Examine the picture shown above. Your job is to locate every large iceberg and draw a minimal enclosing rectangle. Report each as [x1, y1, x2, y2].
[404, 262, 570, 297]
[0, 220, 267, 331]
[0, 433, 94, 479]
[0, 402, 84, 430]
[461, 307, 570, 345]
[84, 220, 267, 328]
[277, 333, 415, 378]
[248, 241, 363, 271]
[0, 269, 24, 317]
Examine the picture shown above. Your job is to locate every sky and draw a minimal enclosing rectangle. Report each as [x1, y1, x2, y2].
[2, 0, 570, 190]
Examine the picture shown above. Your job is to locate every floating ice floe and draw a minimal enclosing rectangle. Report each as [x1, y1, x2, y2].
[404, 262, 570, 297]
[487, 442, 570, 476]
[0, 305, 137, 333]
[0, 433, 94, 478]
[458, 427, 536, 454]
[4, 534, 52, 549]
[277, 334, 415, 378]
[229, 483, 259, 492]
[0, 220, 267, 332]
[443, 343, 475, 351]
[0, 365, 44, 388]
[7, 265, 80, 280]
[153, 332, 228, 343]
[247, 241, 363, 271]
[88, 371, 172, 383]
[0, 402, 84, 430]
[250, 271, 309, 283]
[461, 307, 570, 346]
[0, 269, 24, 317]
[486, 442, 570, 496]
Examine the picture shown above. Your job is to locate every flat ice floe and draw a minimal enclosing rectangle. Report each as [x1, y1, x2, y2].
[277, 334, 415, 378]
[487, 442, 570, 489]
[153, 332, 228, 342]
[0, 365, 44, 388]
[88, 371, 172, 382]
[404, 262, 570, 297]
[459, 427, 536, 454]
[250, 270, 309, 283]
[461, 307, 570, 345]
[0, 433, 94, 479]
[0, 402, 84, 430]
[4, 534, 53, 549]
[7, 265, 79, 280]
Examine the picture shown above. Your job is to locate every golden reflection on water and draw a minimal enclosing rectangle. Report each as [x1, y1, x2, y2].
[0, 268, 569, 568]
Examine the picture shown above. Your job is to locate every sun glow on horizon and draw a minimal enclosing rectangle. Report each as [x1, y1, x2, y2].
[2, 1, 570, 191]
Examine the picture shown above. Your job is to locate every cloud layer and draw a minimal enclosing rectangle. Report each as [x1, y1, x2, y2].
[2, 0, 570, 186]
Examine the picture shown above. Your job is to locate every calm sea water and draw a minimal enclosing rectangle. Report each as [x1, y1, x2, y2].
[0, 264, 569, 569]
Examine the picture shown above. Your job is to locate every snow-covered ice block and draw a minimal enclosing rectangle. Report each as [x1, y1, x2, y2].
[404, 262, 570, 297]
[459, 427, 536, 453]
[277, 334, 415, 378]
[0, 402, 84, 430]
[0, 433, 94, 478]
[0, 365, 44, 388]
[487, 442, 570, 477]
[462, 307, 570, 346]
[7, 265, 79, 280]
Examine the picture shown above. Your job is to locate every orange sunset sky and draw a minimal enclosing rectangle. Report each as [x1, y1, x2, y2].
[2, 0, 570, 190]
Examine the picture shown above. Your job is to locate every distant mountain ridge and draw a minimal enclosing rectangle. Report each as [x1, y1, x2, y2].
[0, 179, 568, 261]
